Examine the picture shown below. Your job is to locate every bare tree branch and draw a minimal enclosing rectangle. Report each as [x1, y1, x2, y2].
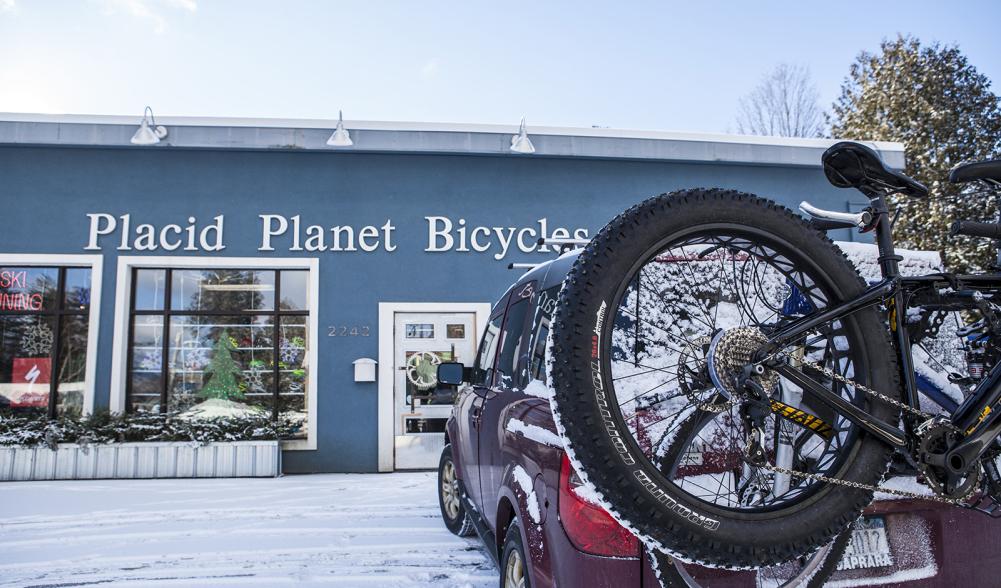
[735, 64, 825, 138]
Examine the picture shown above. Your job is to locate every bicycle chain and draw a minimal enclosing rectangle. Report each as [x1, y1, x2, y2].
[751, 354, 971, 505]
[799, 360, 958, 432]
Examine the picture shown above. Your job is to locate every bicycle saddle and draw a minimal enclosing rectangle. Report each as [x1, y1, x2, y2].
[949, 159, 1001, 184]
[822, 141, 928, 199]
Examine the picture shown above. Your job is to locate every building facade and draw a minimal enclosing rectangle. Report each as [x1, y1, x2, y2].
[0, 114, 904, 473]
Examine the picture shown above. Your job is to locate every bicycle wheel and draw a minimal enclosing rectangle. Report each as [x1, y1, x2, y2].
[656, 529, 851, 588]
[656, 408, 851, 586]
[550, 189, 900, 568]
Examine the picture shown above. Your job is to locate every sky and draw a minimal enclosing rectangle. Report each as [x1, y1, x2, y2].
[1, 0, 999, 134]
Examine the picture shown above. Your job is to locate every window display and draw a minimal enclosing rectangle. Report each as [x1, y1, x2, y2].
[127, 268, 309, 438]
[0, 266, 92, 417]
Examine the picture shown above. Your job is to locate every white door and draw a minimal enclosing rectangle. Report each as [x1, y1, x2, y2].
[394, 312, 477, 469]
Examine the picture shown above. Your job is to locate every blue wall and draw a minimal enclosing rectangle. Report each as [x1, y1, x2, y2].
[0, 146, 855, 472]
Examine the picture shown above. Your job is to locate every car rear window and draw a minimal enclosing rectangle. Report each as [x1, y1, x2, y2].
[529, 285, 561, 384]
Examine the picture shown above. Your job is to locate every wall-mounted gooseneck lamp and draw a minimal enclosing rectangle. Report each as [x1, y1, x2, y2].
[130, 106, 168, 145]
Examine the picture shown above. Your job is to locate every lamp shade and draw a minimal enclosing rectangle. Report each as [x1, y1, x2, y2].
[130, 119, 161, 145]
[326, 111, 354, 147]
[510, 117, 535, 154]
[130, 107, 168, 145]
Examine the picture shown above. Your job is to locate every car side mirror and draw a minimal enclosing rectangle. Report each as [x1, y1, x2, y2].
[437, 362, 467, 386]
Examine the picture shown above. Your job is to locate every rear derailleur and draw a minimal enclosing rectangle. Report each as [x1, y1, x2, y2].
[739, 364, 772, 468]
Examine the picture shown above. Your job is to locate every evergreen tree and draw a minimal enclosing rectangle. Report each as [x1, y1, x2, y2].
[201, 330, 245, 400]
[829, 35, 1001, 271]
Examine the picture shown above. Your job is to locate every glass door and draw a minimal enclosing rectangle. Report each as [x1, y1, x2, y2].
[393, 312, 476, 469]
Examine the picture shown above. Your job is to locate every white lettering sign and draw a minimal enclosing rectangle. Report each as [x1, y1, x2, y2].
[85, 214, 225, 252]
[84, 213, 587, 260]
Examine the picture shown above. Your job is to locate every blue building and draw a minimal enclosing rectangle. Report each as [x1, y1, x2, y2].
[0, 114, 903, 473]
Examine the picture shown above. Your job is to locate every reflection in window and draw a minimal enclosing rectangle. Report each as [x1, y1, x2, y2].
[530, 286, 561, 384]
[473, 314, 503, 385]
[0, 266, 92, 418]
[497, 298, 530, 387]
[127, 268, 309, 438]
[405, 323, 435, 339]
[446, 324, 466, 339]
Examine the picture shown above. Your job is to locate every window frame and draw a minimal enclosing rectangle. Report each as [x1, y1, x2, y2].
[473, 309, 505, 387]
[495, 294, 533, 390]
[0, 254, 102, 417]
[528, 284, 561, 384]
[110, 256, 318, 450]
[125, 267, 309, 419]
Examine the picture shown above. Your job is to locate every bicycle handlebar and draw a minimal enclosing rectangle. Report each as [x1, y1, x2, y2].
[950, 220, 1001, 240]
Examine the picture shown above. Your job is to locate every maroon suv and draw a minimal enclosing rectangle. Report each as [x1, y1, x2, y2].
[436, 250, 1000, 588]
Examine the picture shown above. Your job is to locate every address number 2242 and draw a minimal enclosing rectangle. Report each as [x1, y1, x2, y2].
[328, 326, 371, 337]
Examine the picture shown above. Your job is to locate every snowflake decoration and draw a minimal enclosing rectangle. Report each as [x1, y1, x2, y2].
[245, 364, 266, 393]
[20, 323, 54, 356]
[279, 338, 301, 365]
[138, 351, 162, 371]
[183, 348, 209, 371]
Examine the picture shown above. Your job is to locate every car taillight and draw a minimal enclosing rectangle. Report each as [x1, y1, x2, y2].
[558, 453, 640, 558]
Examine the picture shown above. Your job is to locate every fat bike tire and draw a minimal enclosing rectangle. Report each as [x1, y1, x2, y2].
[549, 189, 900, 568]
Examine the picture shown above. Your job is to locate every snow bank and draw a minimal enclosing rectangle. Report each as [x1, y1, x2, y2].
[177, 398, 265, 420]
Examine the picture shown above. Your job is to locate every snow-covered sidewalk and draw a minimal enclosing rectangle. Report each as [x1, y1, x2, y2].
[0, 472, 497, 588]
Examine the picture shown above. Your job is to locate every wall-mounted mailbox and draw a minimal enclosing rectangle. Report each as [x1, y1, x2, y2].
[353, 358, 377, 382]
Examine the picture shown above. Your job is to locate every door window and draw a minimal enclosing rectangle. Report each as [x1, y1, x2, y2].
[496, 297, 531, 389]
[404, 323, 435, 339]
[472, 313, 503, 386]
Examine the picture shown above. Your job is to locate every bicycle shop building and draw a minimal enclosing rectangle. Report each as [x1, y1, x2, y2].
[0, 113, 904, 473]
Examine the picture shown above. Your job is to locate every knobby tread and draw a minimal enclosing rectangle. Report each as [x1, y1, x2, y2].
[550, 189, 901, 569]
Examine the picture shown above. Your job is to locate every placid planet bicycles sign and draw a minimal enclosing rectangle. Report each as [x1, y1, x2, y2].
[83, 213, 589, 261]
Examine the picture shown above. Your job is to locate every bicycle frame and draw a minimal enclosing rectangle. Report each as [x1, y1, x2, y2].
[757, 193, 1001, 475]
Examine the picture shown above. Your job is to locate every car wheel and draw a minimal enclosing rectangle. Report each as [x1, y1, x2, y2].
[438, 444, 475, 537]
[500, 517, 531, 588]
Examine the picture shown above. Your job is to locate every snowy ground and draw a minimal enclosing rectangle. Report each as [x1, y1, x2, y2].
[0, 473, 497, 588]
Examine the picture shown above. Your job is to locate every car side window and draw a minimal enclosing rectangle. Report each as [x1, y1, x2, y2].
[496, 296, 531, 389]
[529, 285, 561, 384]
[472, 312, 504, 386]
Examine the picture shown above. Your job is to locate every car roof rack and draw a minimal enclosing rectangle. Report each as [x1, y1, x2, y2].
[537, 237, 590, 254]
[508, 262, 542, 270]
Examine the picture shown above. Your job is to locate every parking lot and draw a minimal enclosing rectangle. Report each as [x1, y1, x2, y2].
[0, 472, 496, 588]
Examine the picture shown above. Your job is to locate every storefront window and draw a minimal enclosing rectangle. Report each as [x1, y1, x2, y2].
[127, 268, 309, 438]
[0, 266, 92, 418]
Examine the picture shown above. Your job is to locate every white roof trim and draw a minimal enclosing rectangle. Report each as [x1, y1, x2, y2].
[0, 112, 905, 168]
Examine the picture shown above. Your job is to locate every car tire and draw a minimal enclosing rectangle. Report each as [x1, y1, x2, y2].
[500, 517, 532, 588]
[438, 444, 475, 537]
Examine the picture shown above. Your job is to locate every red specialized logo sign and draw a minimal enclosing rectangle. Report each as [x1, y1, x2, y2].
[11, 358, 50, 408]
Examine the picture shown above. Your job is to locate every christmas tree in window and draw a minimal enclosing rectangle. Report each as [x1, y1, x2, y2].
[200, 330, 245, 401]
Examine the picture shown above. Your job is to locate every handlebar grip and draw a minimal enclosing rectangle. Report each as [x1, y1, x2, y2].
[950, 220, 1001, 240]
